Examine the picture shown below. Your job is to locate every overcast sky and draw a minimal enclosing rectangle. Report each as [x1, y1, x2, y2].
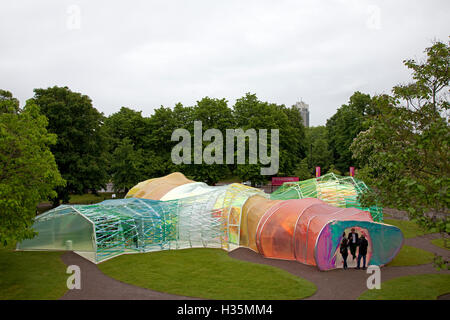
[1, 1, 449, 126]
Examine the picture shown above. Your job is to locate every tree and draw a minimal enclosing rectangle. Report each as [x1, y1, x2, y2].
[147, 105, 187, 177]
[281, 105, 308, 174]
[233, 93, 306, 185]
[103, 107, 149, 151]
[32, 86, 109, 205]
[326, 164, 342, 175]
[351, 41, 449, 247]
[0, 92, 64, 245]
[109, 138, 146, 193]
[326, 92, 373, 172]
[305, 126, 332, 171]
[104, 107, 153, 191]
[181, 97, 234, 184]
[294, 158, 313, 180]
[0, 89, 20, 114]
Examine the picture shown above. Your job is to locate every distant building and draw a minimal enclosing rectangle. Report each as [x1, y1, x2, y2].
[293, 100, 309, 127]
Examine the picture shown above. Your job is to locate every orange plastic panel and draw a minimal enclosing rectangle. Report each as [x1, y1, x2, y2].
[257, 198, 323, 262]
[254, 198, 376, 266]
[240, 196, 282, 251]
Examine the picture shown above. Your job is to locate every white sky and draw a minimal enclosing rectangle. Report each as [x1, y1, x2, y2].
[1, 0, 449, 126]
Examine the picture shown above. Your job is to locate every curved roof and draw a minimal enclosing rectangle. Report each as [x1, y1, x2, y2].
[161, 182, 217, 201]
[19, 173, 403, 270]
[252, 198, 402, 269]
[270, 173, 383, 222]
[125, 172, 194, 200]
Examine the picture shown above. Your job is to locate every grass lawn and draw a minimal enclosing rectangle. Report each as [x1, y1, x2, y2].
[37, 192, 124, 215]
[99, 248, 317, 300]
[218, 176, 243, 184]
[358, 274, 450, 300]
[0, 243, 67, 299]
[387, 245, 435, 267]
[431, 238, 450, 250]
[384, 219, 436, 239]
[68, 192, 120, 204]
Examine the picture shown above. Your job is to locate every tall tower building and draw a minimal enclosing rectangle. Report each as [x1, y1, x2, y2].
[293, 100, 309, 127]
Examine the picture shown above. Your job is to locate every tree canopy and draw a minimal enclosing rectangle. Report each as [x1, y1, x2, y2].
[32, 86, 109, 204]
[326, 91, 373, 173]
[351, 41, 449, 235]
[305, 126, 332, 172]
[233, 93, 306, 185]
[0, 91, 64, 244]
[104, 93, 307, 187]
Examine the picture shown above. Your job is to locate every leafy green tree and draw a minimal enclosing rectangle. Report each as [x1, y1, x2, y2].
[105, 105, 179, 190]
[351, 41, 449, 246]
[326, 164, 342, 175]
[305, 126, 332, 171]
[147, 105, 188, 177]
[193, 97, 233, 131]
[0, 90, 20, 114]
[281, 105, 308, 174]
[294, 158, 313, 180]
[326, 92, 373, 172]
[109, 138, 146, 193]
[103, 107, 150, 151]
[181, 97, 234, 184]
[104, 107, 150, 191]
[32, 86, 109, 205]
[0, 92, 64, 244]
[233, 93, 306, 185]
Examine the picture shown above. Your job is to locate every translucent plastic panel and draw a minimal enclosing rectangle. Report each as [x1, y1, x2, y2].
[161, 182, 217, 201]
[18, 211, 95, 253]
[240, 196, 282, 251]
[270, 173, 383, 222]
[217, 183, 267, 247]
[316, 220, 403, 270]
[294, 203, 369, 266]
[125, 172, 194, 200]
[18, 172, 401, 268]
[256, 204, 298, 260]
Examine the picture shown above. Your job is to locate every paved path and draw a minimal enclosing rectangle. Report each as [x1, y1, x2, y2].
[404, 233, 450, 258]
[59, 233, 449, 300]
[229, 247, 448, 300]
[60, 252, 197, 300]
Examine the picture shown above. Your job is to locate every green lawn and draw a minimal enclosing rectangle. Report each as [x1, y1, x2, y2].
[218, 176, 244, 184]
[37, 193, 123, 214]
[0, 243, 67, 299]
[358, 274, 450, 300]
[384, 219, 436, 239]
[387, 245, 435, 267]
[99, 248, 317, 300]
[431, 238, 450, 250]
[68, 192, 119, 204]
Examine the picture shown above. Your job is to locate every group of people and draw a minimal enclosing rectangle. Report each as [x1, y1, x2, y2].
[339, 228, 369, 270]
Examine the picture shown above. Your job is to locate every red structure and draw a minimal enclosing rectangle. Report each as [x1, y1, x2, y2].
[271, 177, 299, 186]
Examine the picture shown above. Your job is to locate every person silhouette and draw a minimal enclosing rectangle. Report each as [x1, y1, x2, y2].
[348, 228, 359, 260]
[357, 234, 369, 270]
[340, 232, 349, 269]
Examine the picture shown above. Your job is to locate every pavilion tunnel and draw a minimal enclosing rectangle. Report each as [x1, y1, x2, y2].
[332, 226, 373, 269]
[18, 172, 404, 269]
[239, 197, 403, 271]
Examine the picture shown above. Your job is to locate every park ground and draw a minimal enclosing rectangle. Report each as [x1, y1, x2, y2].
[1, 199, 449, 300]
